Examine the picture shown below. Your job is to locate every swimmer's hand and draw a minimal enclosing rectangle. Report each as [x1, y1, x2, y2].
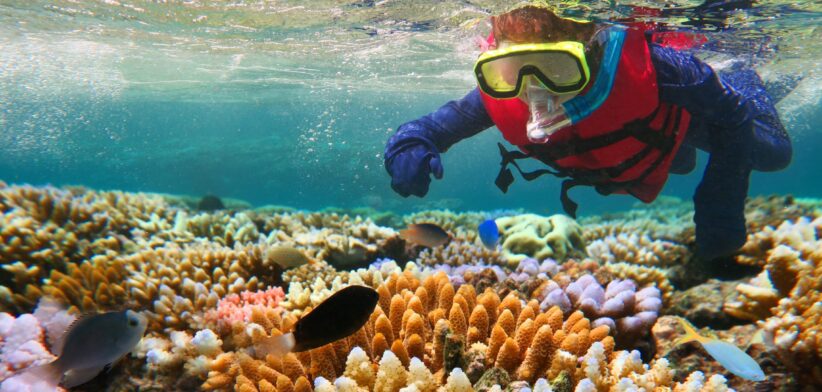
[384, 135, 443, 197]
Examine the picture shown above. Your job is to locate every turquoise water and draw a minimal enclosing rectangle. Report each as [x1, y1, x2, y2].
[0, 0, 820, 214]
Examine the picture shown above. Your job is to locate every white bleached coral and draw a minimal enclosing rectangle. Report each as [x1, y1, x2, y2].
[573, 342, 731, 391]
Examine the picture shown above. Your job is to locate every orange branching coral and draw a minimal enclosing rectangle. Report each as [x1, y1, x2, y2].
[726, 217, 821, 321]
[197, 270, 618, 390]
[0, 184, 176, 312]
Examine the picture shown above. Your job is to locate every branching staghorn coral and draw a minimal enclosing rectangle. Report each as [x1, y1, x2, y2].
[0, 184, 178, 312]
[579, 196, 695, 243]
[416, 240, 505, 269]
[586, 233, 690, 268]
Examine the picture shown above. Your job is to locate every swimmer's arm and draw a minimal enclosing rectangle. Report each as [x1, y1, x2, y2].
[391, 88, 494, 153]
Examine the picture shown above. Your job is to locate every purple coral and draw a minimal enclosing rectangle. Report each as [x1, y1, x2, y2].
[432, 263, 507, 286]
[508, 258, 560, 283]
[539, 274, 662, 341]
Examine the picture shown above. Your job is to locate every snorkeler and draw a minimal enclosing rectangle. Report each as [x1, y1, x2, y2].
[383, 5, 792, 263]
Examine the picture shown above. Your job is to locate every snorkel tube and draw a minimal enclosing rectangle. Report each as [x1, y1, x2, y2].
[525, 26, 627, 143]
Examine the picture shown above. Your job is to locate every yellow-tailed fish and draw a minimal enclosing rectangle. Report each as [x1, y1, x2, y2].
[399, 223, 451, 248]
[675, 317, 765, 381]
[254, 285, 378, 357]
[22, 310, 148, 388]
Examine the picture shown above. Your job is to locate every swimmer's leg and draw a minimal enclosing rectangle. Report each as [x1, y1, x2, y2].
[719, 67, 792, 172]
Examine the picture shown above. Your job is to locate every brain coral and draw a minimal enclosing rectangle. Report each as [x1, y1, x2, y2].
[495, 214, 586, 265]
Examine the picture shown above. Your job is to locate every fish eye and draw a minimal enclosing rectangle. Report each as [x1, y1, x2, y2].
[128, 318, 138, 327]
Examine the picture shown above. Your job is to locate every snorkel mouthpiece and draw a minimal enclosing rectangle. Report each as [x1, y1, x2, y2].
[524, 82, 572, 143]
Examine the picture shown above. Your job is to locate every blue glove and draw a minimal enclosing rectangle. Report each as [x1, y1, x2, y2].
[384, 88, 494, 198]
[384, 135, 443, 197]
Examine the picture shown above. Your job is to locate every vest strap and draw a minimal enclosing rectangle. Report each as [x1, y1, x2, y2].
[493, 105, 685, 218]
[494, 143, 582, 217]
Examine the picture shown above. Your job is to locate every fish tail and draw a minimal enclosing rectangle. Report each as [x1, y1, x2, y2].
[252, 332, 296, 358]
[674, 317, 703, 346]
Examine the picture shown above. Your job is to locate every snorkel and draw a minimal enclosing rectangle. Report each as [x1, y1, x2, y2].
[522, 79, 569, 143]
[522, 26, 626, 143]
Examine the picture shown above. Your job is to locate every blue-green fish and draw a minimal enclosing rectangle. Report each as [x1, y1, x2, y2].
[675, 317, 765, 381]
[25, 310, 148, 388]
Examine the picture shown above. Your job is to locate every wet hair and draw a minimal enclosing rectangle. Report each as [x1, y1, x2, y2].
[491, 5, 597, 44]
[491, 5, 603, 77]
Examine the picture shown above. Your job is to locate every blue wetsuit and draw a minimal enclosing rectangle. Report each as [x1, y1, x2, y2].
[384, 43, 792, 261]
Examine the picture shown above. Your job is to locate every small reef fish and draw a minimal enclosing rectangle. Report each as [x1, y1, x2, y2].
[478, 219, 500, 249]
[675, 317, 765, 381]
[255, 285, 378, 356]
[266, 246, 311, 269]
[399, 223, 451, 248]
[25, 310, 148, 388]
[197, 194, 225, 211]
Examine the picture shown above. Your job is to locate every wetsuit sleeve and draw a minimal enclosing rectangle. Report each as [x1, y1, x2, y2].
[384, 88, 494, 197]
[388, 88, 494, 153]
[650, 44, 755, 259]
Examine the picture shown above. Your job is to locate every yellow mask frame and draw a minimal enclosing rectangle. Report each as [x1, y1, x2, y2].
[474, 41, 591, 99]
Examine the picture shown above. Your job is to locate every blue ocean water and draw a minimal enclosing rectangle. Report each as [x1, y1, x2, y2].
[0, 0, 820, 215]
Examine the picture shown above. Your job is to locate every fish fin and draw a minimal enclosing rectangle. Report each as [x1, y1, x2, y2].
[252, 332, 295, 358]
[52, 311, 97, 356]
[674, 317, 704, 346]
[62, 365, 105, 388]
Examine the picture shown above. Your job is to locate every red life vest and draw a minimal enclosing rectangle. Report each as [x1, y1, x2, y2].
[480, 27, 691, 216]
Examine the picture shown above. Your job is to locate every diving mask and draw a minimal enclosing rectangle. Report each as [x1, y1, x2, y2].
[474, 41, 590, 99]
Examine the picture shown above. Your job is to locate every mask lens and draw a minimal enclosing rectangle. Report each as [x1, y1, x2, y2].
[476, 45, 587, 98]
[520, 52, 583, 87]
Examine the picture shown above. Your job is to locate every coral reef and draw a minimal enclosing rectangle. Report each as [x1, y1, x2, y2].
[495, 214, 586, 265]
[579, 196, 694, 243]
[1, 184, 816, 390]
[538, 274, 662, 346]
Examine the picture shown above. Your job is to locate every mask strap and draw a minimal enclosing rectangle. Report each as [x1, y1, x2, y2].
[562, 26, 627, 123]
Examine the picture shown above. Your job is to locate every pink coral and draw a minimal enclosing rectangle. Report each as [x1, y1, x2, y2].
[204, 287, 285, 334]
[0, 298, 75, 391]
